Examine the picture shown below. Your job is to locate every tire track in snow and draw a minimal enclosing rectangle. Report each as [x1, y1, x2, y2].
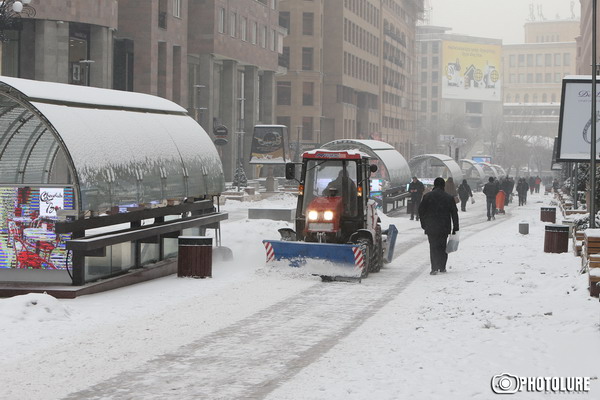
[62, 207, 505, 400]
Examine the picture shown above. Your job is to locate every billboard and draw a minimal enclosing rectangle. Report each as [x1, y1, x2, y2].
[249, 125, 290, 164]
[442, 41, 502, 101]
[0, 187, 73, 270]
[472, 156, 492, 164]
[557, 76, 600, 161]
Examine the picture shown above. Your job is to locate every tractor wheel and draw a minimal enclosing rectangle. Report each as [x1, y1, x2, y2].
[369, 225, 384, 273]
[356, 239, 370, 279]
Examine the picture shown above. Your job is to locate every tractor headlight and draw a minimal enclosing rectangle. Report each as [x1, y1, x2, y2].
[308, 210, 319, 221]
[323, 210, 334, 221]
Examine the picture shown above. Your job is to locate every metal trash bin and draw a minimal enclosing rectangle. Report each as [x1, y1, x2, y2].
[519, 222, 529, 235]
[543, 224, 569, 253]
[177, 236, 212, 278]
[540, 207, 556, 223]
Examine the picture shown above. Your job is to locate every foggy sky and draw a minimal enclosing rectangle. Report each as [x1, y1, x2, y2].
[429, 0, 580, 44]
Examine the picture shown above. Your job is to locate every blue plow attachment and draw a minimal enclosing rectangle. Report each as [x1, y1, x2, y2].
[262, 240, 364, 277]
[384, 224, 398, 264]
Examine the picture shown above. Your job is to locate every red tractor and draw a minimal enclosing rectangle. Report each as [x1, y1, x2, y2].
[263, 149, 397, 281]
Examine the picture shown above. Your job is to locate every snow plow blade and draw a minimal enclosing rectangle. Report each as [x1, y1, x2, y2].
[262, 240, 365, 279]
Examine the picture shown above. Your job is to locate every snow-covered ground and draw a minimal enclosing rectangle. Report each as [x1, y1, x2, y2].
[1, 189, 599, 399]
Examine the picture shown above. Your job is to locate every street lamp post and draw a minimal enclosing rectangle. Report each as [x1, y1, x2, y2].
[193, 84, 207, 125]
[0, 0, 35, 42]
[232, 97, 247, 190]
[591, 0, 598, 228]
[295, 125, 302, 162]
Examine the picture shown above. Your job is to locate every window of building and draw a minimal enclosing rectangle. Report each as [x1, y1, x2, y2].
[551, 93, 556, 102]
[545, 53, 552, 66]
[421, 42, 427, 53]
[279, 11, 290, 31]
[554, 53, 561, 66]
[518, 54, 525, 67]
[467, 116, 482, 128]
[518, 73, 525, 83]
[281, 46, 290, 68]
[302, 82, 314, 106]
[270, 29, 277, 51]
[533, 93, 538, 103]
[542, 93, 547, 102]
[431, 71, 438, 83]
[527, 73, 533, 83]
[515, 94, 520, 103]
[302, 47, 314, 70]
[564, 53, 571, 66]
[303, 12, 314, 35]
[545, 72, 551, 82]
[421, 56, 427, 69]
[465, 102, 482, 114]
[509, 54, 516, 67]
[536, 73, 542, 83]
[432, 86, 438, 97]
[277, 81, 291, 105]
[230, 12, 237, 37]
[555, 73, 562, 83]
[261, 25, 267, 48]
[431, 100, 438, 113]
[421, 86, 427, 97]
[218, 8, 226, 33]
[432, 42, 439, 53]
[302, 117, 313, 140]
[536, 54, 543, 66]
[509, 73, 516, 83]
[241, 17, 247, 41]
[276, 116, 290, 130]
[524, 94, 529, 103]
[527, 54, 533, 67]
[432, 56, 438, 68]
[421, 100, 427, 112]
[421, 71, 427, 82]
[173, 0, 181, 18]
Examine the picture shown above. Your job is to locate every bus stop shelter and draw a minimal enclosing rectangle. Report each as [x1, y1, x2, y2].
[0, 77, 226, 288]
[408, 154, 464, 184]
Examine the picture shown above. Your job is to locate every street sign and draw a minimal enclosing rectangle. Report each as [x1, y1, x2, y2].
[213, 125, 228, 137]
[440, 135, 455, 142]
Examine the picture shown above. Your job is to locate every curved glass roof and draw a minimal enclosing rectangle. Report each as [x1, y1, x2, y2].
[0, 77, 224, 214]
[321, 139, 412, 188]
[408, 154, 464, 183]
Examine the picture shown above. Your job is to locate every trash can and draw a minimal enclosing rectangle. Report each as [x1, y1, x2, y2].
[519, 222, 529, 235]
[540, 207, 556, 223]
[543, 224, 569, 253]
[177, 236, 212, 278]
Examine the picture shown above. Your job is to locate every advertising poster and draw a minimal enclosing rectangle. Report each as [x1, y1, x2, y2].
[557, 78, 600, 161]
[249, 125, 289, 164]
[0, 187, 73, 270]
[442, 41, 502, 101]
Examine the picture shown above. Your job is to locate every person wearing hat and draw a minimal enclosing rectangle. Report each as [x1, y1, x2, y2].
[408, 176, 425, 221]
[418, 177, 459, 275]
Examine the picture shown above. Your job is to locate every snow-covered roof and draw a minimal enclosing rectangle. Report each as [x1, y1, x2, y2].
[0, 77, 224, 214]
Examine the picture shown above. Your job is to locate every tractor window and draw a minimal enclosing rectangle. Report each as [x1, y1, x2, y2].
[302, 160, 358, 217]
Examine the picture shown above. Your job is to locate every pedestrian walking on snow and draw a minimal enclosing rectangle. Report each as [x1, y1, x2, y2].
[483, 176, 499, 221]
[408, 176, 424, 221]
[457, 179, 473, 212]
[418, 177, 459, 275]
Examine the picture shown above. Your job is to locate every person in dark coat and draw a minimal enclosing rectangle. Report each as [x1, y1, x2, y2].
[528, 176, 535, 194]
[408, 176, 424, 221]
[418, 177, 459, 275]
[483, 176, 499, 221]
[516, 178, 529, 206]
[457, 179, 473, 212]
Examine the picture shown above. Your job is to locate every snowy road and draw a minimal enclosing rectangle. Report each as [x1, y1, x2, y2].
[1, 191, 599, 400]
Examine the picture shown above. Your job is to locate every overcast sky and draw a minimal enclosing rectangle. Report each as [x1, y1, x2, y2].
[429, 0, 580, 44]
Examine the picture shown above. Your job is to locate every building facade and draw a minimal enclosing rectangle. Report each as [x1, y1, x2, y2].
[416, 26, 503, 157]
[275, 0, 422, 160]
[576, 0, 600, 75]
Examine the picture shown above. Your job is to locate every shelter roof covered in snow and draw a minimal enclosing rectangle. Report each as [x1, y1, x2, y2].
[0, 77, 224, 214]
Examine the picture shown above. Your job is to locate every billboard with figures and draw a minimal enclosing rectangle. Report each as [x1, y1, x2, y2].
[442, 41, 502, 101]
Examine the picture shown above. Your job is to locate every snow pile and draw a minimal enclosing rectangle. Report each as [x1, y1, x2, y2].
[0, 293, 71, 323]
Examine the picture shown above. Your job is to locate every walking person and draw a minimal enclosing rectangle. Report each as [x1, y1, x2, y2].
[516, 178, 529, 206]
[457, 179, 473, 212]
[535, 176, 541, 193]
[418, 177, 459, 275]
[528, 176, 535, 195]
[445, 176, 458, 203]
[408, 176, 424, 221]
[483, 176, 499, 221]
